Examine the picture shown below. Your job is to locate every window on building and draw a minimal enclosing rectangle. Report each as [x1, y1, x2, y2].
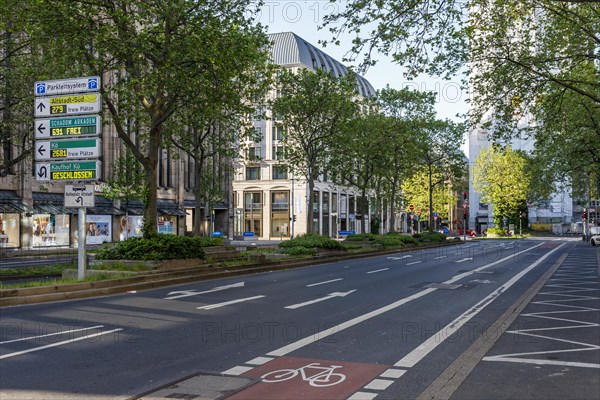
[244, 191, 262, 236]
[272, 126, 284, 141]
[246, 146, 262, 161]
[271, 191, 290, 237]
[246, 166, 260, 180]
[272, 145, 285, 160]
[272, 165, 288, 180]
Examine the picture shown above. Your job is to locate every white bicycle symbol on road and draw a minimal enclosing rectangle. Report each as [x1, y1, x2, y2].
[261, 362, 347, 387]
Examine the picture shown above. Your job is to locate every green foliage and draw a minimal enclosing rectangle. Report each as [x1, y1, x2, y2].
[374, 236, 405, 248]
[95, 235, 217, 261]
[278, 234, 346, 250]
[486, 227, 507, 235]
[415, 231, 446, 243]
[345, 233, 378, 241]
[280, 247, 317, 256]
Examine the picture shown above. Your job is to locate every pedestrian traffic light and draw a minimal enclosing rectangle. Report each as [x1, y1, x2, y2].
[463, 191, 468, 201]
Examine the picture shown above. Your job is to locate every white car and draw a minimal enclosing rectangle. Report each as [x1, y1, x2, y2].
[591, 235, 600, 246]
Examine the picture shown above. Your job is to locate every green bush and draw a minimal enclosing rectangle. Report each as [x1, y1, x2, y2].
[374, 236, 405, 247]
[278, 234, 346, 250]
[415, 231, 446, 243]
[345, 233, 378, 241]
[280, 247, 317, 256]
[95, 234, 212, 260]
[486, 227, 506, 235]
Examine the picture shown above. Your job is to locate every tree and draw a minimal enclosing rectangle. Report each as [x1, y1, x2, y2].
[375, 87, 435, 232]
[473, 146, 531, 226]
[401, 166, 455, 228]
[35, 0, 263, 237]
[271, 68, 359, 233]
[416, 118, 466, 230]
[166, 22, 272, 236]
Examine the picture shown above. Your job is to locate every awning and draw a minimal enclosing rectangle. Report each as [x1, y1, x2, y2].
[183, 199, 228, 210]
[0, 190, 33, 213]
[87, 195, 123, 215]
[157, 199, 187, 217]
[121, 200, 145, 215]
[32, 192, 75, 215]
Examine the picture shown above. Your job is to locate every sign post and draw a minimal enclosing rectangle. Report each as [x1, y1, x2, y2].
[34, 76, 102, 280]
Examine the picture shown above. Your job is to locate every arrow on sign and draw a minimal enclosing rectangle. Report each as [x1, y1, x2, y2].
[36, 102, 46, 113]
[37, 166, 47, 178]
[76, 196, 83, 204]
[37, 144, 46, 157]
[164, 281, 245, 300]
[284, 290, 357, 310]
[37, 123, 46, 135]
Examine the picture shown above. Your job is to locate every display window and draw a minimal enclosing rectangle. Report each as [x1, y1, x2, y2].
[0, 213, 20, 248]
[85, 215, 112, 245]
[158, 216, 176, 234]
[32, 214, 70, 247]
[119, 215, 144, 240]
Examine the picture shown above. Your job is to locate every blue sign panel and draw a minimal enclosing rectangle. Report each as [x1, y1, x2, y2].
[338, 230, 356, 235]
[211, 231, 223, 237]
[243, 231, 255, 237]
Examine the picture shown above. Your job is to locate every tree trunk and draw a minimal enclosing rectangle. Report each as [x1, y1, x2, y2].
[429, 164, 434, 231]
[306, 175, 315, 234]
[193, 159, 204, 236]
[389, 174, 399, 232]
[143, 160, 158, 237]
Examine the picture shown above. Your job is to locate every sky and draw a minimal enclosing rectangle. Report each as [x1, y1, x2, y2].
[255, 0, 469, 124]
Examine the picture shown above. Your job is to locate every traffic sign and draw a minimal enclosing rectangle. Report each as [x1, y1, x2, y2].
[35, 115, 101, 139]
[35, 76, 100, 96]
[34, 93, 101, 117]
[64, 185, 95, 207]
[35, 138, 102, 161]
[409, 204, 414, 211]
[35, 160, 102, 181]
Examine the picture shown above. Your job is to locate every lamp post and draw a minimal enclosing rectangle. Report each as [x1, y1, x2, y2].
[291, 174, 295, 239]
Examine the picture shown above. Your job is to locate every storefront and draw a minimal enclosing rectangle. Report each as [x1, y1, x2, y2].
[32, 192, 72, 247]
[0, 191, 29, 248]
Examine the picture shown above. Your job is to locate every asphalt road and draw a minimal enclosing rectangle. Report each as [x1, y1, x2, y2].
[1, 238, 597, 400]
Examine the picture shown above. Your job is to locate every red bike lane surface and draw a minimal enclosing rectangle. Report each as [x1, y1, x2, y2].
[227, 356, 388, 400]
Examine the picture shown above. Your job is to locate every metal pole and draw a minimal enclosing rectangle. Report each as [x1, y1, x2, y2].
[291, 175, 295, 239]
[78, 207, 87, 280]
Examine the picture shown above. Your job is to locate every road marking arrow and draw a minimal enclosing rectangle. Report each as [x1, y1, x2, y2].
[164, 281, 245, 300]
[197, 295, 265, 310]
[284, 290, 357, 310]
[454, 258, 474, 263]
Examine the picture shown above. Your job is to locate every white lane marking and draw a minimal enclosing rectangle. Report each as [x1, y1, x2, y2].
[434, 256, 447, 259]
[284, 290, 356, 310]
[364, 379, 394, 390]
[454, 258, 473, 263]
[197, 295, 265, 310]
[367, 268, 389, 274]
[380, 369, 407, 379]
[393, 243, 565, 368]
[387, 255, 413, 260]
[165, 282, 245, 300]
[0, 329, 123, 360]
[268, 288, 437, 357]
[406, 261, 422, 266]
[255, 243, 543, 359]
[222, 365, 254, 376]
[306, 278, 343, 287]
[483, 357, 600, 369]
[0, 325, 104, 345]
[246, 356, 274, 365]
[347, 392, 378, 400]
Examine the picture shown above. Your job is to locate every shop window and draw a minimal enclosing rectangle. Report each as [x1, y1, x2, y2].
[32, 214, 70, 247]
[0, 213, 20, 248]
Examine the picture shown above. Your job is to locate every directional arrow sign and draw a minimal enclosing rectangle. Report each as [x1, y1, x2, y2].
[165, 282, 245, 300]
[35, 115, 101, 139]
[34, 93, 101, 117]
[284, 290, 357, 310]
[35, 160, 101, 182]
[35, 138, 102, 161]
[64, 185, 95, 207]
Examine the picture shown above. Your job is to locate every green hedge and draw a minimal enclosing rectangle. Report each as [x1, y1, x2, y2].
[345, 233, 378, 241]
[95, 234, 219, 261]
[280, 247, 317, 256]
[414, 231, 446, 243]
[278, 234, 346, 250]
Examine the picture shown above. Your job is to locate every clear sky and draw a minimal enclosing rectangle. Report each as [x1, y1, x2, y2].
[256, 0, 469, 123]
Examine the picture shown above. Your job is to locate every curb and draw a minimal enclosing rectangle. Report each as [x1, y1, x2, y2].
[1, 240, 462, 307]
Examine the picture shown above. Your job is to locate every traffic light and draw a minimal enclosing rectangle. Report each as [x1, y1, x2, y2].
[582, 211, 588, 221]
[292, 214, 297, 222]
[463, 191, 468, 201]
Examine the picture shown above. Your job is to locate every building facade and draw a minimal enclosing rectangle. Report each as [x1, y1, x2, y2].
[231, 32, 376, 240]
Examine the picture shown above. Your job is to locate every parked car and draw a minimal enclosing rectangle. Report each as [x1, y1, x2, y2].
[591, 235, 600, 246]
[438, 227, 450, 235]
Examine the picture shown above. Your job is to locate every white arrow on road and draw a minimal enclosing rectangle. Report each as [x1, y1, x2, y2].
[284, 290, 357, 310]
[454, 258, 474, 263]
[164, 282, 245, 300]
[197, 295, 265, 310]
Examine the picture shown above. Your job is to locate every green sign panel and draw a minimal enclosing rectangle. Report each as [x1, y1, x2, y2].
[35, 160, 102, 182]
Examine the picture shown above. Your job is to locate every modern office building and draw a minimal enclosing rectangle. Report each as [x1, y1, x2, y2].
[231, 32, 376, 240]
